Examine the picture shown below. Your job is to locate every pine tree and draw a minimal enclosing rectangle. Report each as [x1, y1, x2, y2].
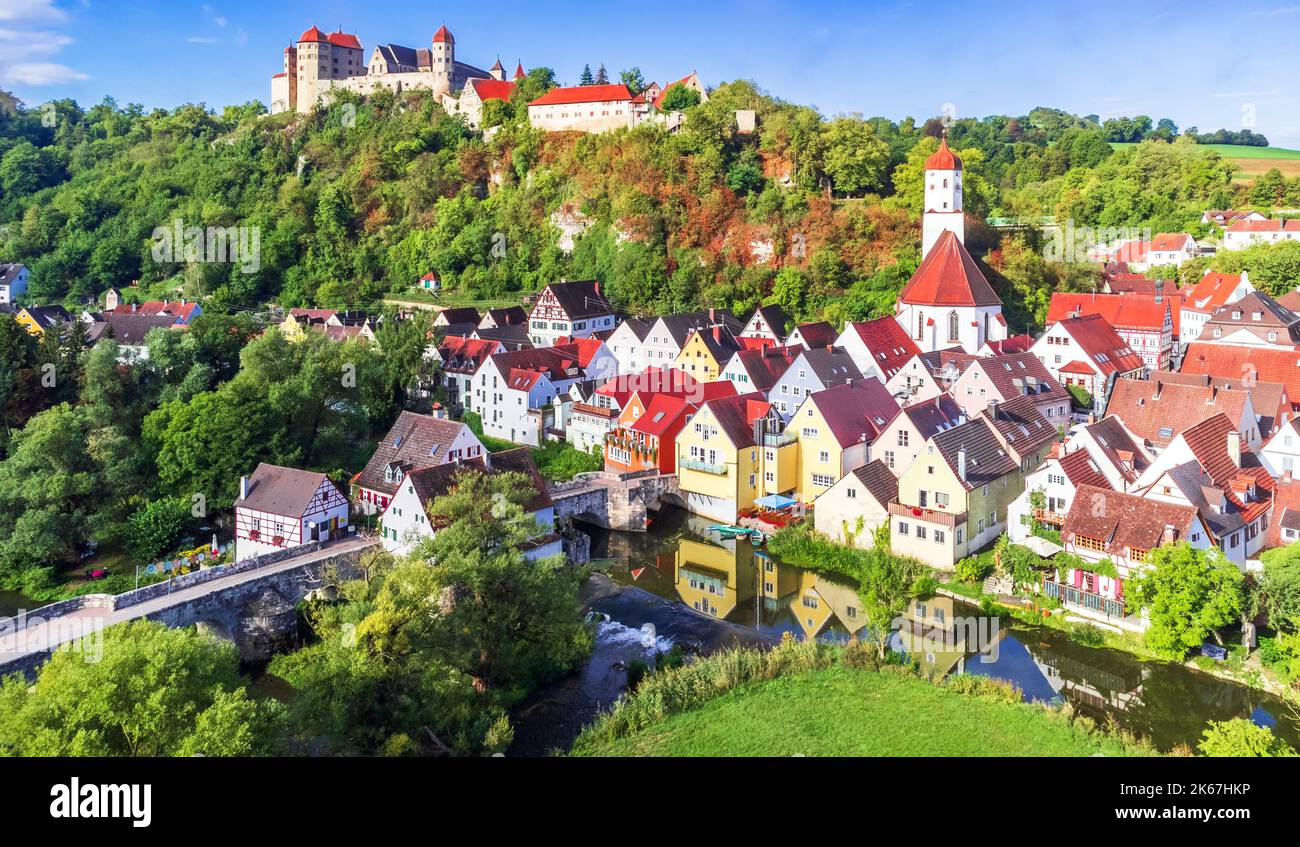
[595, 64, 609, 85]
[579, 64, 594, 86]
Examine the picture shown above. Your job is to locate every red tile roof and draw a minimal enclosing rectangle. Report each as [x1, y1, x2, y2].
[807, 379, 901, 448]
[1055, 314, 1145, 377]
[1046, 292, 1170, 334]
[846, 316, 922, 379]
[1150, 233, 1194, 252]
[107, 300, 200, 322]
[652, 73, 697, 109]
[1181, 343, 1300, 410]
[1182, 272, 1246, 315]
[1105, 378, 1251, 450]
[897, 231, 1001, 307]
[702, 392, 772, 448]
[529, 83, 633, 107]
[1227, 218, 1300, 233]
[438, 335, 500, 374]
[790, 321, 838, 349]
[925, 135, 962, 170]
[433, 25, 453, 44]
[1178, 414, 1273, 523]
[470, 78, 515, 103]
[514, 62, 526, 81]
[982, 334, 1033, 355]
[1057, 448, 1111, 490]
[630, 394, 695, 438]
[1064, 485, 1199, 553]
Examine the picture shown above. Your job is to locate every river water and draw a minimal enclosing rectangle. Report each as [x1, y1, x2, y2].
[515, 506, 1300, 755]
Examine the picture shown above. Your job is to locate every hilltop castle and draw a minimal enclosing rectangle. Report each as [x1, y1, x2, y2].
[271, 23, 524, 128]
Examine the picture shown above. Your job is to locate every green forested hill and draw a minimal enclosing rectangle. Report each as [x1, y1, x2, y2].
[4, 83, 1298, 328]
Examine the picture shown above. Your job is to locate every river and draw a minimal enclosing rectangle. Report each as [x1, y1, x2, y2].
[512, 505, 1300, 755]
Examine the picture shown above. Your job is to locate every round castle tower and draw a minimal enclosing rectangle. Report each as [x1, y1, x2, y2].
[431, 25, 455, 96]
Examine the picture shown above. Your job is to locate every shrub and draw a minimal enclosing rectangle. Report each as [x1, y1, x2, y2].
[942, 674, 1022, 705]
[1198, 719, 1298, 757]
[955, 556, 992, 584]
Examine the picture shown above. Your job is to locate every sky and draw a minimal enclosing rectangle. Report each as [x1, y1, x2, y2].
[2, 0, 1299, 148]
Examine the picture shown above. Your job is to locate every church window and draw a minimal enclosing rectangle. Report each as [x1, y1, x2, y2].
[948, 311, 960, 342]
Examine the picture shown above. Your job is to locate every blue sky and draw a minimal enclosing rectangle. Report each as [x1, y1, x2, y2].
[3, 0, 1299, 148]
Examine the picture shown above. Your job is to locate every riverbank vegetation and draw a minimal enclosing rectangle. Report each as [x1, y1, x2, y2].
[570, 637, 1155, 757]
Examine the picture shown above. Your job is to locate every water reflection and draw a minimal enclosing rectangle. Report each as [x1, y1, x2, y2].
[587, 506, 1300, 752]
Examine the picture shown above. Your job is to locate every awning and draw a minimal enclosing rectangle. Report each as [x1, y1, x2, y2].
[1017, 536, 1063, 557]
[755, 494, 798, 510]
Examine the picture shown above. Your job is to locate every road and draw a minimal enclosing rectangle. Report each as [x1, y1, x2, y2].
[0, 535, 376, 663]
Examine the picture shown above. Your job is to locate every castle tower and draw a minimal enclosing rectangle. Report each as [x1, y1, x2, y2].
[283, 43, 298, 113]
[431, 25, 455, 96]
[489, 57, 505, 81]
[921, 132, 964, 258]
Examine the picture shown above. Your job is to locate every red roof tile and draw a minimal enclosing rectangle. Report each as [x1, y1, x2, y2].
[1054, 314, 1145, 377]
[1181, 343, 1300, 410]
[1182, 272, 1246, 315]
[1046, 292, 1169, 333]
[433, 25, 453, 44]
[897, 231, 1001, 307]
[470, 78, 515, 103]
[925, 135, 962, 170]
[1105, 378, 1251, 450]
[846, 316, 922, 379]
[529, 83, 632, 107]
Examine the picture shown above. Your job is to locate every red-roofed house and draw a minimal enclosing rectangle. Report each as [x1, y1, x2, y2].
[894, 230, 1008, 354]
[675, 392, 786, 522]
[1181, 343, 1300, 413]
[1179, 270, 1254, 345]
[1224, 218, 1300, 251]
[1046, 292, 1173, 371]
[1030, 314, 1144, 410]
[453, 77, 516, 129]
[605, 393, 700, 475]
[470, 344, 597, 445]
[431, 335, 503, 411]
[104, 298, 202, 325]
[527, 83, 635, 133]
[791, 379, 901, 502]
[719, 345, 802, 395]
[834, 315, 923, 383]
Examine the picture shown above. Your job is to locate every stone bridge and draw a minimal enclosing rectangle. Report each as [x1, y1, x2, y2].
[549, 471, 681, 532]
[0, 535, 376, 679]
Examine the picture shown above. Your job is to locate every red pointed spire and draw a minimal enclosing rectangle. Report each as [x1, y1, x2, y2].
[925, 129, 962, 170]
[514, 61, 526, 80]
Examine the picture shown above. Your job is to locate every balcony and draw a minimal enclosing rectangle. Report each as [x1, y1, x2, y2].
[1033, 508, 1067, 526]
[1043, 579, 1126, 620]
[681, 458, 728, 476]
[762, 430, 797, 448]
[888, 501, 967, 529]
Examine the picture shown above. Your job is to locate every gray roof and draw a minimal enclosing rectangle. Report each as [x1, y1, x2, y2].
[659, 310, 743, 347]
[1164, 461, 1246, 538]
[237, 464, 337, 517]
[0, 263, 25, 286]
[355, 412, 477, 497]
[98, 313, 179, 344]
[796, 346, 862, 388]
[931, 417, 1017, 491]
[849, 459, 898, 507]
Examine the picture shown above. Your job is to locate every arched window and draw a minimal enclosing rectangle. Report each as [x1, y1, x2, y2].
[948, 311, 960, 343]
[943, 179, 949, 188]
[917, 313, 925, 340]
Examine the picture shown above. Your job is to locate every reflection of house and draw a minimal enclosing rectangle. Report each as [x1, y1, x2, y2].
[895, 596, 971, 680]
[674, 538, 759, 620]
[235, 464, 349, 562]
[1025, 641, 1147, 715]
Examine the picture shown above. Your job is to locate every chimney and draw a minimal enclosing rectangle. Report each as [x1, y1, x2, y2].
[957, 446, 967, 482]
[1155, 279, 1164, 303]
[1227, 430, 1242, 468]
[988, 400, 999, 421]
[1162, 524, 1176, 545]
[239, 475, 250, 501]
[709, 307, 716, 324]
[712, 325, 722, 343]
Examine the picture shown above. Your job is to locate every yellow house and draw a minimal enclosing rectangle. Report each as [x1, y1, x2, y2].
[890, 397, 1055, 570]
[673, 328, 741, 384]
[676, 392, 779, 523]
[789, 380, 900, 503]
[15, 305, 71, 337]
[896, 596, 972, 680]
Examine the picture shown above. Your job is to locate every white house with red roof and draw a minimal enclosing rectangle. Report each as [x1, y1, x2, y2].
[102, 291, 202, 325]
[1224, 218, 1300, 251]
[1046, 292, 1173, 372]
[1179, 270, 1254, 346]
[834, 315, 923, 384]
[527, 83, 635, 133]
[1029, 313, 1144, 411]
[471, 342, 612, 446]
[894, 230, 1008, 354]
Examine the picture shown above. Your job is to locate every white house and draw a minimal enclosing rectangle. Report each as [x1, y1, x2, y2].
[1179, 270, 1254, 346]
[1145, 233, 1198, 268]
[1259, 418, 1300, 479]
[739, 304, 791, 347]
[813, 460, 896, 549]
[378, 449, 562, 560]
[604, 316, 653, 375]
[641, 309, 742, 371]
[471, 344, 595, 445]
[1223, 218, 1300, 251]
[834, 316, 923, 385]
[235, 464, 350, 562]
[1008, 447, 1114, 541]
[351, 412, 487, 515]
[526, 280, 616, 347]
[895, 231, 1008, 355]
[1029, 313, 1144, 412]
[0, 263, 28, 305]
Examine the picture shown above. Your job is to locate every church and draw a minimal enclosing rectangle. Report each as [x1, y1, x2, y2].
[893, 134, 1008, 354]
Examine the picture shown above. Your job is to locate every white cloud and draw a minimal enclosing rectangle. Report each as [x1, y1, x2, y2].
[186, 36, 219, 44]
[0, 1, 85, 87]
[1, 61, 87, 85]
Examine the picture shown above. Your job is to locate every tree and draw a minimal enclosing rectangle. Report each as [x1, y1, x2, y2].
[659, 84, 701, 112]
[1198, 719, 1297, 757]
[1126, 543, 1245, 659]
[821, 118, 889, 196]
[579, 64, 594, 86]
[858, 549, 931, 659]
[124, 497, 190, 561]
[1258, 542, 1300, 630]
[0, 621, 282, 756]
[619, 67, 646, 96]
[594, 64, 609, 85]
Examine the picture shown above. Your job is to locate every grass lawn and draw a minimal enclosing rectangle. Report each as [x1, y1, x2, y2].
[575, 666, 1151, 757]
[1109, 141, 1300, 181]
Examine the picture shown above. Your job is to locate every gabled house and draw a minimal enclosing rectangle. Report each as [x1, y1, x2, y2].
[1145, 232, 1198, 268]
[1104, 377, 1258, 454]
[604, 316, 654, 375]
[739, 304, 790, 347]
[1046, 292, 1174, 372]
[472, 345, 586, 446]
[1067, 415, 1153, 490]
[673, 324, 743, 383]
[378, 448, 561, 559]
[1202, 210, 1267, 228]
[1223, 218, 1300, 251]
[434, 307, 482, 328]
[1030, 313, 1144, 412]
[235, 464, 350, 562]
[768, 346, 863, 420]
[1181, 344, 1300, 415]
[0, 263, 28, 305]
[15, 304, 71, 336]
[1056, 486, 1207, 631]
[675, 393, 783, 522]
[1008, 445, 1114, 541]
[479, 306, 528, 330]
[92, 312, 184, 362]
[642, 309, 741, 372]
[605, 393, 699, 475]
[351, 412, 487, 515]
[565, 380, 622, 453]
[1179, 270, 1254, 346]
[893, 230, 1008, 354]
[527, 280, 616, 346]
[1195, 290, 1300, 348]
[432, 336, 503, 411]
[105, 299, 202, 325]
[948, 351, 1073, 426]
[834, 315, 923, 384]
[885, 347, 978, 404]
[790, 379, 901, 503]
[1149, 372, 1290, 440]
[978, 334, 1033, 356]
[784, 321, 838, 350]
[1260, 417, 1300, 478]
[874, 394, 967, 477]
[718, 345, 801, 395]
[813, 460, 898, 550]
[888, 416, 1026, 570]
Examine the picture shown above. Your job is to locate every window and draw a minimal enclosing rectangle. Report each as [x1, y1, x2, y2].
[898, 431, 909, 447]
[846, 487, 857, 499]
[935, 492, 950, 507]
[934, 530, 945, 544]
[948, 311, 960, 343]
[898, 522, 909, 536]
[917, 526, 927, 540]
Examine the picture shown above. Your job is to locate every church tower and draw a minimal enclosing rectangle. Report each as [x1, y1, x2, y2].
[921, 132, 964, 258]
[431, 25, 455, 96]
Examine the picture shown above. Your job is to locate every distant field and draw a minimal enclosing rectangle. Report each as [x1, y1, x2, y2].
[1109, 142, 1300, 181]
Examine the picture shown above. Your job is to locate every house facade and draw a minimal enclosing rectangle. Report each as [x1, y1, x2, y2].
[767, 347, 862, 420]
[675, 393, 782, 523]
[813, 460, 897, 550]
[0, 263, 28, 305]
[526, 280, 616, 347]
[235, 464, 350, 562]
[352, 412, 487, 515]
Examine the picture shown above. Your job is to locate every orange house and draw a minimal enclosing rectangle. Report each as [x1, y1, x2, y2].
[606, 394, 699, 474]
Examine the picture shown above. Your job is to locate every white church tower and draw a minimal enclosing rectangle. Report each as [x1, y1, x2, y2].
[921, 132, 965, 258]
